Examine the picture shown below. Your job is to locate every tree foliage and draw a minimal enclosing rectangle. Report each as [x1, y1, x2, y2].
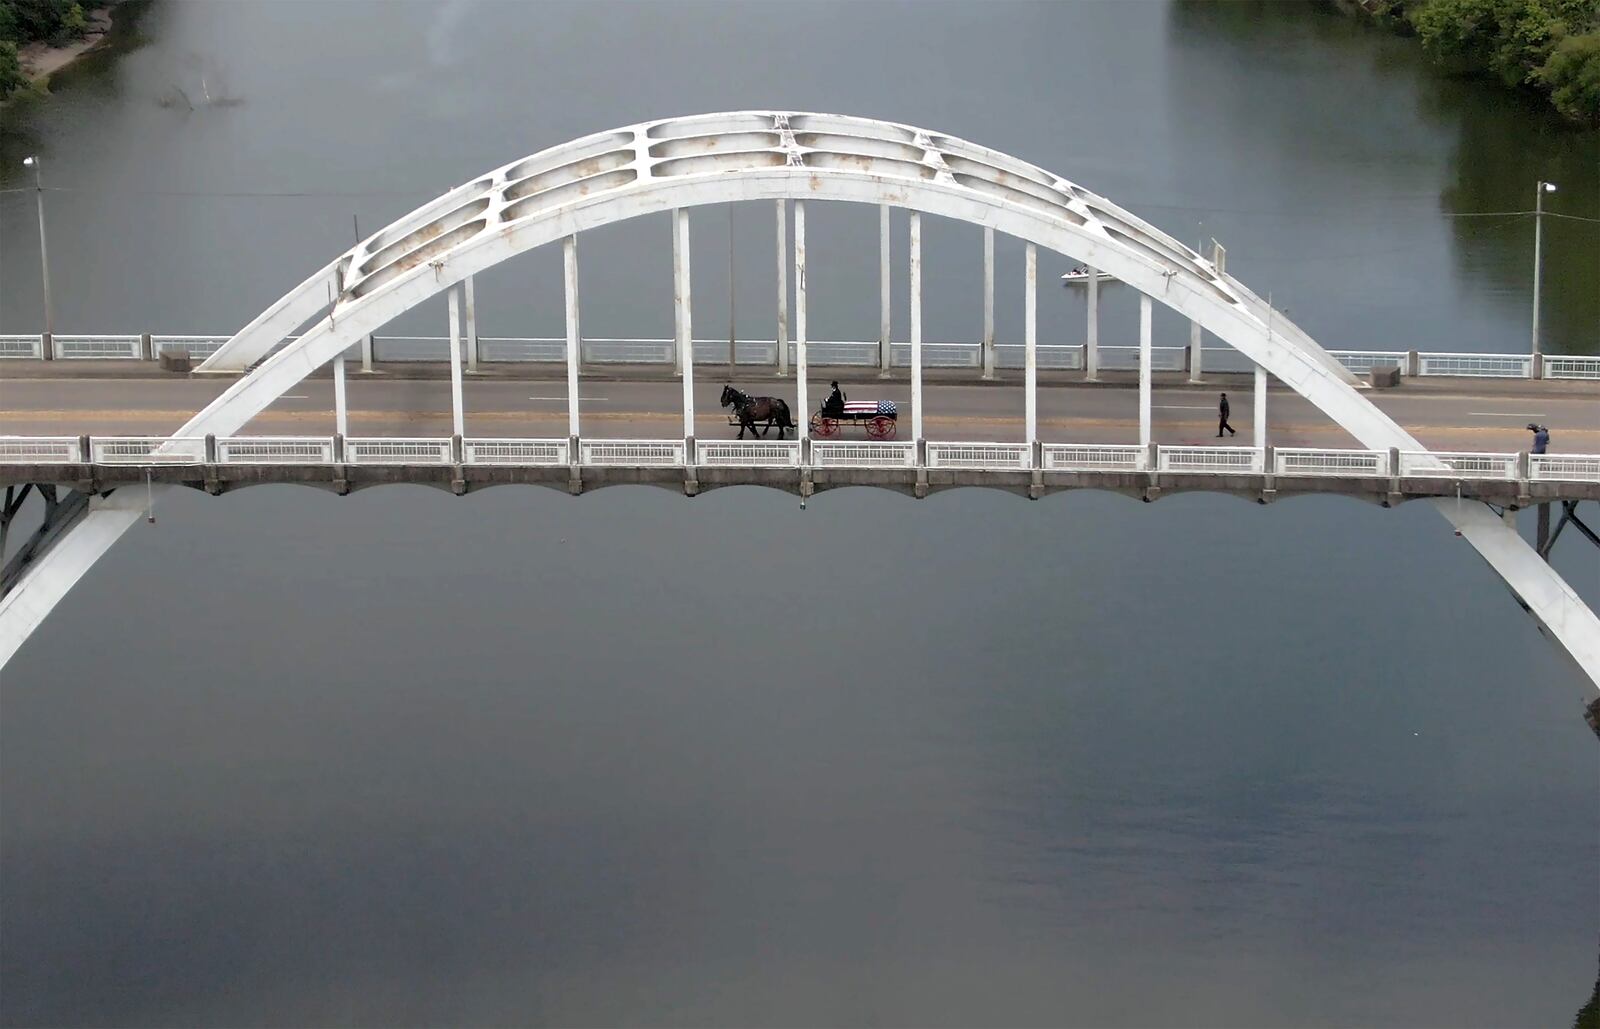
[1386, 0, 1600, 125]
[0, 0, 91, 100]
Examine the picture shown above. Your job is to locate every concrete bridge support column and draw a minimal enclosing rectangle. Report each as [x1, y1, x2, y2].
[982, 227, 996, 380]
[564, 234, 581, 439]
[1024, 242, 1037, 447]
[910, 211, 923, 445]
[672, 210, 686, 376]
[879, 204, 892, 374]
[795, 200, 808, 437]
[1138, 294, 1152, 448]
[1086, 267, 1100, 381]
[776, 200, 788, 377]
[1189, 320, 1203, 382]
[447, 285, 466, 438]
[464, 274, 479, 372]
[360, 333, 373, 373]
[674, 208, 694, 444]
[333, 349, 348, 439]
[1254, 363, 1267, 448]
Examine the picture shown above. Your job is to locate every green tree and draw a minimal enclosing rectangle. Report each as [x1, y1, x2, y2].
[1539, 31, 1600, 124]
[1412, 0, 1599, 86]
[0, 39, 26, 96]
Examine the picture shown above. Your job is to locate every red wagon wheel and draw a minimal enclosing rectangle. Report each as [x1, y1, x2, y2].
[810, 413, 840, 438]
[866, 415, 897, 440]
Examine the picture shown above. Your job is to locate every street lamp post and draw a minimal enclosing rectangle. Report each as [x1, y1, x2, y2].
[1532, 180, 1557, 356]
[21, 156, 54, 360]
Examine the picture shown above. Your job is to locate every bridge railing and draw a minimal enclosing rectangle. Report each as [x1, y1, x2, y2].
[345, 438, 453, 464]
[1398, 450, 1519, 479]
[4, 436, 1599, 490]
[1274, 447, 1391, 477]
[4, 332, 1598, 381]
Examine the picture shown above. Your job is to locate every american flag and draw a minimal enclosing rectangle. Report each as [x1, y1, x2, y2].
[842, 400, 897, 417]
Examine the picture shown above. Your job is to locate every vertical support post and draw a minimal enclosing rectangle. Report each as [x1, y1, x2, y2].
[1188, 319, 1203, 382]
[1138, 294, 1152, 448]
[672, 209, 685, 376]
[447, 285, 465, 439]
[564, 234, 581, 440]
[1253, 363, 1267, 447]
[674, 208, 694, 444]
[1531, 181, 1545, 356]
[1085, 267, 1100, 381]
[464, 274, 479, 372]
[910, 211, 923, 444]
[333, 348, 348, 439]
[983, 226, 996, 380]
[1024, 242, 1037, 445]
[360, 332, 374, 373]
[776, 199, 788, 376]
[879, 204, 892, 373]
[795, 200, 808, 437]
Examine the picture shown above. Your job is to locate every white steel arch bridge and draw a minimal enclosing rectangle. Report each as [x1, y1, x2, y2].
[1, 111, 1596, 686]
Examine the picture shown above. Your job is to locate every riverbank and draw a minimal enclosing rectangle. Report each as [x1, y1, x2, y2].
[1325, 0, 1600, 127]
[14, 3, 115, 86]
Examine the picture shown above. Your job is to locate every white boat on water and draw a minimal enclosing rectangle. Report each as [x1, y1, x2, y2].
[1061, 268, 1117, 285]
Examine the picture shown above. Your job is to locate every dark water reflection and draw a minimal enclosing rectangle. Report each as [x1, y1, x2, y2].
[0, 3, 1597, 1026]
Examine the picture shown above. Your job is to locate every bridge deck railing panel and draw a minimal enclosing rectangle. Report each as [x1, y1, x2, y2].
[0, 335, 44, 359]
[1329, 350, 1410, 375]
[993, 345, 1084, 370]
[1416, 353, 1533, 378]
[91, 437, 208, 464]
[54, 335, 142, 360]
[926, 442, 1031, 470]
[1545, 356, 1600, 381]
[1158, 446, 1265, 474]
[1529, 454, 1600, 482]
[153, 337, 227, 359]
[1399, 450, 1518, 478]
[1274, 447, 1390, 477]
[0, 436, 82, 462]
[1041, 444, 1147, 472]
[217, 436, 335, 464]
[810, 442, 917, 468]
[696, 441, 800, 467]
[463, 438, 569, 464]
[581, 439, 685, 466]
[345, 437, 453, 465]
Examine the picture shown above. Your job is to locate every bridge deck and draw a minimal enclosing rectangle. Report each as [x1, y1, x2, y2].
[2, 368, 1595, 453]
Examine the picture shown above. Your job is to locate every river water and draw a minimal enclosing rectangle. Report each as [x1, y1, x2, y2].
[1, 2, 1597, 1026]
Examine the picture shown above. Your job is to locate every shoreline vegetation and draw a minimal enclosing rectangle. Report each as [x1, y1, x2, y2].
[1, 0, 117, 103]
[1329, 0, 1600, 126]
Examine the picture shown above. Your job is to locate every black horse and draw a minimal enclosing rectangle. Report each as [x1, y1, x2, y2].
[720, 384, 795, 439]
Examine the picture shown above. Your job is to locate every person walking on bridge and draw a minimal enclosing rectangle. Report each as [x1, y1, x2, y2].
[1217, 392, 1237, 438]
[1528, 423, 1550, 454]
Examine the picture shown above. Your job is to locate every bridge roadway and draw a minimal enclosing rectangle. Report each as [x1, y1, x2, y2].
[2, 369, 1597, 451]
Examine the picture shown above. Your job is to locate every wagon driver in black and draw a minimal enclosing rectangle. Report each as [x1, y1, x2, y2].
[1217, 392, 1237, 437]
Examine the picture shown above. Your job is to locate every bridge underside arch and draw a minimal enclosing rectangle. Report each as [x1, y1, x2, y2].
[1, 111, 1595, 687]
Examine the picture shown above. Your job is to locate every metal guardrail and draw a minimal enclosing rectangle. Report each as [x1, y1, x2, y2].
[462, 438, 569, 464]
[1041, 444, 1146, 472]
[0, 436, 82, 462]
[345, 438, 453, 464]
[5, 332, 1597, 380]
[216, 436, 335, 463]
[54, 335, 142, 360]
[1529, 453, 1600, 482]
[91, 437, 208, 464]
[1399, 451, 1518, 479]
[581, 439, 685, 466]
[1417, 353, 1532, 378]
[1545, 356, 1600, 381]
[2, 437, 1599, 492]
[1158, 446, 1264, 474]
[1275, 447, 1390, 477]
[811, 442, 917, 468]
[697, 441, 800, 466]
[926, 442, 1031, 469]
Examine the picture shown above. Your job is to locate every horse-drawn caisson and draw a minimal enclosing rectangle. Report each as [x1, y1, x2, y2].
[719, 382, 897, 441]
[810, 381, 898, 440]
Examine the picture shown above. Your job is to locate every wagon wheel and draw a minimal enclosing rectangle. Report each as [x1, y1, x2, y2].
[866, 415, 897, 440]
[810, 413, 840, 438]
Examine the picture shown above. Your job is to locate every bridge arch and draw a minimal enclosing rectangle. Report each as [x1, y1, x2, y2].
[1, 111, 1596, 687]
